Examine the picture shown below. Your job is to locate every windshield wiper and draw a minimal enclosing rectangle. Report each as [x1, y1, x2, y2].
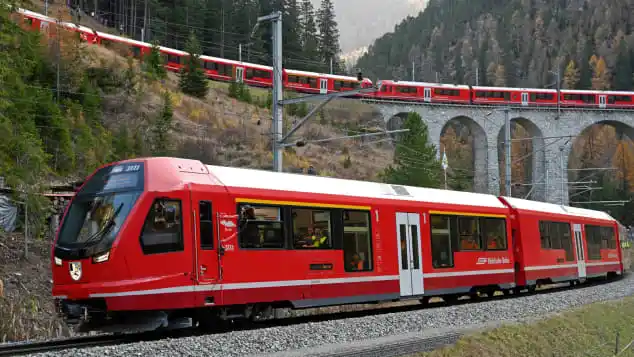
[82, 202, 124, 246]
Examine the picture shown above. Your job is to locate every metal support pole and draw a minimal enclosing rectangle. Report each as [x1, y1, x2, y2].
[239, 43, 242, 62]
[560, 146, 565, 205]
[505, 109, 512, 197]
[271, 12, 283, 172]
[557, 66, 561, 119]
[412, 61, 415, 81]
[330, 58, 333, 74]
[45, 0, 48, 15]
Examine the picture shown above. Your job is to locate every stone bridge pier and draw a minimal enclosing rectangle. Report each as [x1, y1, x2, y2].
[370, 100, 634, 206]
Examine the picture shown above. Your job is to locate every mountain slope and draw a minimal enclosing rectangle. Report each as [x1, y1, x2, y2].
[356, 0, 634, 90]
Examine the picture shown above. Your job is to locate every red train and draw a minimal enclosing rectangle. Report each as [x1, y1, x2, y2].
[51, 157, 623, 333]
[14, 8, 634, 109]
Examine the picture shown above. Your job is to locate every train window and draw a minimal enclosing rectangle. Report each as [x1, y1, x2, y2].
[288, 75, 299, 83]
[430, 215, 454, 268]
[343, 210, 373, 272]
[199, 201, 213, 250]
[334, 81, 342, 90]
[482, 218, 507, 250]
[458, 217, 481, 250]
[139, 199, 184, 255]
[309, 78, 317, 88]
[538, 221, 573, 259]
[167, 54, 181, 64]
[204, 61, 217, 71]
[292, 208, 332, 249]
[256, 70, 271, 79]
[131, 46, 141, 58]
[246, 68, 254, 79]
[238, 204, 284, 249]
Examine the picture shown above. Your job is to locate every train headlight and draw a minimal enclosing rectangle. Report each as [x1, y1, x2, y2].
[92, 251, 110, 264]
[54, 256, 62, 266]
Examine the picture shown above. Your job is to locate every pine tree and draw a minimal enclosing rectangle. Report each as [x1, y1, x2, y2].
[153, 91, 174, 156]
[563, 60, 580, 89]
[179, 32, 208, 98]
[145, 40, 167, 80]
[613, 40, 633, 90]
[317, 0, 342, 73]
[380, 112, 442, 188]
[300, 0, 320, 71]
[283, 0, 303, 68]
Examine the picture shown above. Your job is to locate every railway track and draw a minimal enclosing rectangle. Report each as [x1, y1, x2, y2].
[0, 334, 134, 356]
[0, 274, 624, 356]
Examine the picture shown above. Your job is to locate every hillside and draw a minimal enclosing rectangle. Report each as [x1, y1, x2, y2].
[356, 0, 634, 91]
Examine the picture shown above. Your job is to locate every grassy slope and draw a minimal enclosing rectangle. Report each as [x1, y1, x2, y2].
[414, 275, 634, 357]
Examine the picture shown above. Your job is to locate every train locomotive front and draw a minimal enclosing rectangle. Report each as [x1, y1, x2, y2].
[52, 158, 204, 333]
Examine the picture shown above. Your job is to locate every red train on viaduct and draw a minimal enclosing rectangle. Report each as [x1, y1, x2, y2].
[51, 157, 623, 333]
[14, 8, 634, 110]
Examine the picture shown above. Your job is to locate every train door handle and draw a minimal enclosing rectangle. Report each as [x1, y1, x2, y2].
[200, 265, 207, 274]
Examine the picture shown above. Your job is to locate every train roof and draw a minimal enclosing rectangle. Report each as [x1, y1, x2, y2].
[206, 164, 507, 209]
[502, 196, 615, 222]
[285, 69, 371, 82]
[379, 80, 470, 89]
[560, 89, 634, 96]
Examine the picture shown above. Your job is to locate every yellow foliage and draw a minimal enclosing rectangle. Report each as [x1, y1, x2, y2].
[611, 140, 634, 190]
[589, 55, 610, 90]
[563, 60, 580, 89]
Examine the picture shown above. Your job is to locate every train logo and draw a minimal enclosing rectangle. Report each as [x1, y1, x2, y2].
[476, 257, 511, 265]
[69, 262, 82, 281]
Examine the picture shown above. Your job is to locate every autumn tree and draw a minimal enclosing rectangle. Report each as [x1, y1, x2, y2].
[590, 55, 610, 90]
[494, 64, 506, 86]
[380, 112, 442, 188]
[563, 60, 580, 89]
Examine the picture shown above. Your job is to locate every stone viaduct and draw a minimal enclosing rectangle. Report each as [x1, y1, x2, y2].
[363, 99, 634, 205]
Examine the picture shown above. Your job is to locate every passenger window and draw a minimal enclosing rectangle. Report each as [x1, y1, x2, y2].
[343, 210, 373, 272]
[199, 201, 213, 249]
[483, 218, 507, 250]
[430, 215, 454, 268]
[140, 199, 183, 255]
[458, 217, 481, 250]
[292, 208, 332, 249]
[237, 204, 284, 249]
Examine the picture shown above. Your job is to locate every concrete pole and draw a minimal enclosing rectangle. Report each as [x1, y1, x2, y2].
[505, 109, 512, 197]
[271, 12, 284, 172]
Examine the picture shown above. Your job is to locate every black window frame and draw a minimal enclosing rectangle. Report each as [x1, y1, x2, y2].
[236, 203, 286, 250]
[199, 201, 214, 250]
[342, 209, 373, 272]
[139, 198, 184, 255]
[291, 207, 334, 250]
[429, 214, 455, 269]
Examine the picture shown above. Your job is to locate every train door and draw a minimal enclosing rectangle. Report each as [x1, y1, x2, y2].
[573, 223, 587, 279]
[319, 79, 328, 94]
[521, 92, 529, 106]
[599, 95, 607, 109]
[235, 67, 244, 83]
[396, 212, 424, 296]
[190, 188, 220, 286]
[423, 88, 432, 102]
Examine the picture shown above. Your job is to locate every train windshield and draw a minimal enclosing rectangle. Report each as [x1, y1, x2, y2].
[56, 162, 144, 248]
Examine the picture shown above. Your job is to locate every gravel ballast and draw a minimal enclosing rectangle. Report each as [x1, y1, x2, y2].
[27, 274, 634, 357]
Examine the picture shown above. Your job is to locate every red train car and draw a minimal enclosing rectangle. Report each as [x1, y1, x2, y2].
[501, 196, 623, 289]
[51, 157, 623, 334]
[285, 69, 373, 95]
[372, 80, 471, 104]
[471, 86, 558, 107]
